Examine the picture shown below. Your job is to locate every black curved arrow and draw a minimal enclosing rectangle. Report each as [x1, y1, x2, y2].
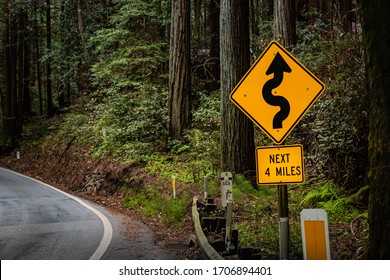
[262, 52, 292, 129]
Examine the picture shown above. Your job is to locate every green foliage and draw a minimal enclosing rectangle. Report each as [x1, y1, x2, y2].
[123, 181, 191, 228]
[301, 181, 340, 205]
[294, 34, 368, 189]
[144, 153, 195, 182]
[233, 174, 259, 198]
[153, 90, 222, 183]
[300, 181, 369, 222]
[86, 0, 170, 161]
[90, 39, 167, 94]
[192, 90, 220, 132]
[90, 0, 168, 96]
[236, 220, 261, 246]
[145, 138, 217, 184]
[161, 195, 190, 227]
[90, 87, 169, 160]
[58, 113, 96, 144]
[110, 0, 170, 36]
[147, 126, 220, 184]
[233, 185, 303, 259]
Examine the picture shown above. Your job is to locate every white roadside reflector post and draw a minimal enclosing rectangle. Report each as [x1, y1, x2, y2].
[301, 209, 331, 260]
[221, 172, 233, 250]
[204, 175, 208, 201]
[221, 172, 233, 208]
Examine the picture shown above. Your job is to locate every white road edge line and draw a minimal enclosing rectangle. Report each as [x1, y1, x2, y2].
[0, 167, 113, 260]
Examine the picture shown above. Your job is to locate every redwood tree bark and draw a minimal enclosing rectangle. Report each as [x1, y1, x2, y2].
[220, 0, 255, 175]
[339, 0, 353, 32]
[46, 0, 53, 117]
[208, 0, 220, 91]
[168, 0, 191, 140]
[359, 0, 390, 259]
[274, 0, 296, 48]
[33, 0, 43, 116]
[16, 9, 26, 135]
[2, 0, 17, 146]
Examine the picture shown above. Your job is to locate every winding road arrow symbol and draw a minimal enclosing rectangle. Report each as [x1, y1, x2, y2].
[262, 52, 292, 129]
[229, 40, 325, 144]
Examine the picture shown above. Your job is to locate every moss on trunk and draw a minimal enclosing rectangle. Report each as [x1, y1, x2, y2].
[359, 0, 390, 259]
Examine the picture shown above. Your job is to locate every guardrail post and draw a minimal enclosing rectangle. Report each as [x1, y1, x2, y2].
[225, 201, 233, 250]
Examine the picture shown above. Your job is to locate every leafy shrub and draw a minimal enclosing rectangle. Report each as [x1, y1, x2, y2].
[301, 181, 368, 222]
[123, 181, 191, 228]
[294, 34, 368, 190]
[192, 90, 220, 132]
[87, 0, 170, 161]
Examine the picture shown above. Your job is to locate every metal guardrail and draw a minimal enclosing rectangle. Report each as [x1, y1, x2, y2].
[191, 197, 224, 260]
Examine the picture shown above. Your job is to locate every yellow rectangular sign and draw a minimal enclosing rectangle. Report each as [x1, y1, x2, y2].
[256, 144, 304, 185]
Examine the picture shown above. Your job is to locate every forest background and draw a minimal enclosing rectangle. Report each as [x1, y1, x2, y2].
[0, 0, 381, 259]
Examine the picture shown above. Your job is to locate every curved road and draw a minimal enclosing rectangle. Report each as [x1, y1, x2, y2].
[0, 167, 175, 260]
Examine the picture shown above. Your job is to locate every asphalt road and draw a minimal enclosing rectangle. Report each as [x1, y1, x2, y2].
[0, 167, 175, 260]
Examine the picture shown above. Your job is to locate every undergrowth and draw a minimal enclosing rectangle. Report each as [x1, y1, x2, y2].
[122, 180, 192, 228]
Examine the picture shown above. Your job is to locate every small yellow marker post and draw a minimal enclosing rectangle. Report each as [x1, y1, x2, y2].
[301, 209, 330, 260]
[171, 175, 176, 199]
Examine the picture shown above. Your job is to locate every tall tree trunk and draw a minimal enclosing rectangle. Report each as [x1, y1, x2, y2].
[33, 0, 43, 116]
[3, 0, 18, 146]
[259, 0, 274, 21]
[194, 0, 202, 41]
[168, 0, 192, 140]
[17, 8, 25, 135]
[338, 0, 352, 32]
[4, 2, 12, 118]
[46, 0, 53, 117]
[0, 88, 4, 118]
[250, 0, 260, 38]
[220, 0, 255, 175]
[359, 0, 390, 259]
[274, 0, 296, 48]
[23, 12, 31, 115]
[10, 17, 18, 120]
[77, 0, 90, 61]
[307, 0, 326, 24]
[208, 0, 220, 91]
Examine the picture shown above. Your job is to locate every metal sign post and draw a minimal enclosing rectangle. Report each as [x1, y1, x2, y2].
[278, 185, 289, 259]
[229, 40, 326, 260]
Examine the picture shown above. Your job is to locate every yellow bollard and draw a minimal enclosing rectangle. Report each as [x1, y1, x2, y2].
[171, 175, 176, 199]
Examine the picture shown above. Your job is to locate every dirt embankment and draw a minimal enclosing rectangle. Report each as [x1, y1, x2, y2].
[0, 143, 202, 259]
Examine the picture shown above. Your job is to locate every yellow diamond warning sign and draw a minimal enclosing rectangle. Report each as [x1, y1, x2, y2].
[256, 145, 304, 185]
[230, 40, 325, 144]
